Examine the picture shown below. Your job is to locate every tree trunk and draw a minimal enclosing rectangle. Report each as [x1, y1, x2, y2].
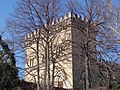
[51, 61, 55, 90]
[85, 54, 89, 90]
[36, 31, 40, 90]
[46, 31, 50, 90]
[43, 51, 47, 90]
[85, 24, 89, 90]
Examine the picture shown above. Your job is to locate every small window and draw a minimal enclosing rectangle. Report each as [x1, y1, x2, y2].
[58, 81, 63, 88]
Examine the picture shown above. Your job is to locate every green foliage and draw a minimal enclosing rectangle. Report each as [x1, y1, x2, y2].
[0, 61, 19, 90]
[10, 53, 16, 66]
[0, 36, 19, 90]
[116, 82, 120, 90]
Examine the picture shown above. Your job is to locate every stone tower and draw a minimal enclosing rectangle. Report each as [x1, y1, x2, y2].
[25, 12, 97, 90]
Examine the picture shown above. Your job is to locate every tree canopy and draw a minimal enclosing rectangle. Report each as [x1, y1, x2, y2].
[0, 36, 19, 90]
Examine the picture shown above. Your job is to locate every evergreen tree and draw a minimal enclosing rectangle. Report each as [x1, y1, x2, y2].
[0, 36, 19, 90]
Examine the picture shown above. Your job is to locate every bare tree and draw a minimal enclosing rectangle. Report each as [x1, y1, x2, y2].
[6, 0, 61, 90]
[6, 0, 120, 90]
[6, 0, 73, 90]
[67, 0, 120, 90]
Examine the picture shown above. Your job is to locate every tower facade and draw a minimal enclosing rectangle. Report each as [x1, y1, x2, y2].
[25, 12, 97, 90]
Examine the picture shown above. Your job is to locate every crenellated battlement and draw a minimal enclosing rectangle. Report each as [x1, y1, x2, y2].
[51, 12, 85, 25]
[25, 12, 88, 39]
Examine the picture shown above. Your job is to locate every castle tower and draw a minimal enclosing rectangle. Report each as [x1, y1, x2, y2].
[25, 12, 97, 90]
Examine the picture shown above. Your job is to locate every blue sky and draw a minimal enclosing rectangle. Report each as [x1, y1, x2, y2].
[0, 0, 120, 29]
[0, 0, 17, 28]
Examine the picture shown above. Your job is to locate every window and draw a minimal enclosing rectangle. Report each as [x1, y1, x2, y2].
[58, 81, 63, 88]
